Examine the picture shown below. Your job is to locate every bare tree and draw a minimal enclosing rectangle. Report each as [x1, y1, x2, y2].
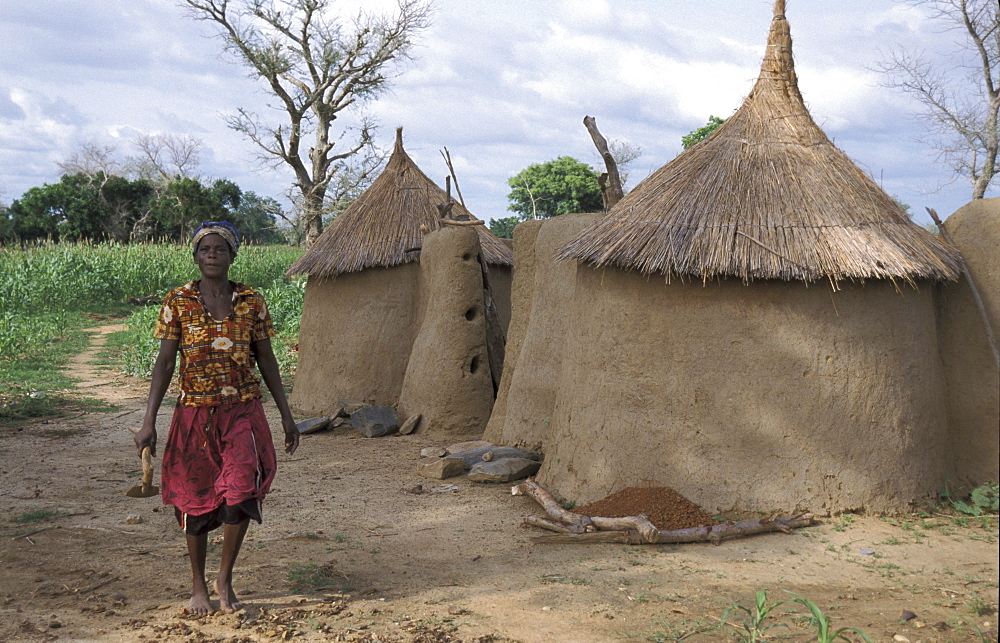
[57, 142, 122, 178]
[132, 133, 203, 181]
[608, 139, 643, 191]
[183, 0, 432, 245]
[876, 0, 999, 199]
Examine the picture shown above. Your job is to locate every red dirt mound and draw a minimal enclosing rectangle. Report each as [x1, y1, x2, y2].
[575, 487, 715, 530]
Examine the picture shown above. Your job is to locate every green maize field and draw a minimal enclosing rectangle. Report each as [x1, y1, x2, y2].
[0, 241, 305, 380]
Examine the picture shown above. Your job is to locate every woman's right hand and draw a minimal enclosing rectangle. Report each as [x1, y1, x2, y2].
[134, 424, 157, 457]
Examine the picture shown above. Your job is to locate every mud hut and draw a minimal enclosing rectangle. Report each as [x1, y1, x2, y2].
[937, 198, 1000, 486]
[486, 0, 964, 514]
[286, 129, 513, 417]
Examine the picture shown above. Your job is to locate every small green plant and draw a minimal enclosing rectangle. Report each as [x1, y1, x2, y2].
[556, 496, 576, 510]
[538, 573, 590, 586]
[720, 589, 789, 642]
[786, 592, 871, 642]
[968, 591, 992, 617]
[940, 481, 1000, 516]
[13, 509, 60, 523]
[287, 561, 343, 592]
[831, 514, 855, 532]
[952, 483, 1000, 516]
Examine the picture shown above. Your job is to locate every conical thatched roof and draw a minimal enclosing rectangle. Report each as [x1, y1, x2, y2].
[287, 129, 513, 278]
[559, 0, 961, 285]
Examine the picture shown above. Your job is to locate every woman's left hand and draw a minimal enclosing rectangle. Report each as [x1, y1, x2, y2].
[282, 417, 299, 455]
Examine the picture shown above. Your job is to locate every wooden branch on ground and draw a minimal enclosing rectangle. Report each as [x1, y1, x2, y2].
[513, 480, 595, 531]
[513, 479, 813, 545]
[583, 115, 624, 209]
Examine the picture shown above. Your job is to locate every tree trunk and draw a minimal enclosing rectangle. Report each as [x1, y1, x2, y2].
[303, 191, 325, 247]
[583, 115, 624, 209]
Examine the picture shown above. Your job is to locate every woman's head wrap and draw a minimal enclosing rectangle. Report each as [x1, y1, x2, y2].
[192, 221, 241, 254]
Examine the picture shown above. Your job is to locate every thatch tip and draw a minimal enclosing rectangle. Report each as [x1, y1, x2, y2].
[773, 0, 786, 18]
[394, 127, 404, 152]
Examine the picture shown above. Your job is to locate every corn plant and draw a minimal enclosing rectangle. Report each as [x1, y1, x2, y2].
[785, 592, 871, 643]
[720, 590, 789, 642]
[1, 242, 303, 362]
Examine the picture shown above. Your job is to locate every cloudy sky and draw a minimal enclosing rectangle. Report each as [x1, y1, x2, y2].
[1, 0, 993, 227]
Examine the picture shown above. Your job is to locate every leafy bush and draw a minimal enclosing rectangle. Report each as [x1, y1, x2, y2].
[950, 482, 1000, 516]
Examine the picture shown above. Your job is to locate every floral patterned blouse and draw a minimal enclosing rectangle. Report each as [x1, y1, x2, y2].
[155, 280, 275, 407]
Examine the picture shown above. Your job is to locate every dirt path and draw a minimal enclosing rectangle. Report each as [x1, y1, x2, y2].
[0, 329, 997, 642]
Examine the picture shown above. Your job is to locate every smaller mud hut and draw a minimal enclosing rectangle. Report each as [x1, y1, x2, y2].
[286, 129, 513, 424]
[487, 0, 967, 514]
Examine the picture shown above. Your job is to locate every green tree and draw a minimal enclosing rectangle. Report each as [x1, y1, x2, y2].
[97, 174, 157, 241]
[151, 176, 227, 241]
[507, 156, 603, 219]
[0, 202, 12, 243]
[682, 116, 726, 150]
[7, 174, 104, 242]
[488, 216, 520, 239]
[8, 173, 160, 243]
[231, 192, 285, 244]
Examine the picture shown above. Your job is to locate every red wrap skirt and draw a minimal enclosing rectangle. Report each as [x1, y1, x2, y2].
[161, 399, 277, 520]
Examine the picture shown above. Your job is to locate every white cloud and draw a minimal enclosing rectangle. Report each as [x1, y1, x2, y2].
[0, 0, 988, 221]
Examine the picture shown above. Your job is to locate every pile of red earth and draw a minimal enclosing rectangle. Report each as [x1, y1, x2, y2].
[575, 487, 715, 531]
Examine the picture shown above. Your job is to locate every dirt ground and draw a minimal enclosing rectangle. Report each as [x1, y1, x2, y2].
[0, 325, 997, 642]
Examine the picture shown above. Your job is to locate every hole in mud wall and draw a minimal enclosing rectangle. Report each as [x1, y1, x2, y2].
[465, 307, 477, 321]
[462, 252, 472, 261]
[468, 355, 480, 373]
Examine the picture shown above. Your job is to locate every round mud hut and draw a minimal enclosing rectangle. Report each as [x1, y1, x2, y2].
[487, 0, 963, 514]
[937, 198, 1000, 487]
[286, 129, 513, 417]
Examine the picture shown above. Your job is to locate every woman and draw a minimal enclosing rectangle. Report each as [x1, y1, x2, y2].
[134, 221, 299, 615]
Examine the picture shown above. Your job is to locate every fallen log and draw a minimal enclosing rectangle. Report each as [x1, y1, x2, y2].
[513, 479, 813, 545]
[513, 480, 595, 532]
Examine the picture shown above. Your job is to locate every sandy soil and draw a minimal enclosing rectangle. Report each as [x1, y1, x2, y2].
[0, 325, 997, 642]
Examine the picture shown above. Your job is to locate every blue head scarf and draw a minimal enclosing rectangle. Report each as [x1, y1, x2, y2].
[192, 221, 241, 255]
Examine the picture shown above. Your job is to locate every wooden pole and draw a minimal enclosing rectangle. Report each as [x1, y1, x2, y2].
[583, 115, 624, 209]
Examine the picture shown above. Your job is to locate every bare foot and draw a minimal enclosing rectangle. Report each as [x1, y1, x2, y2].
[214, 577, 243, 613]
[187, 581, 212, 616]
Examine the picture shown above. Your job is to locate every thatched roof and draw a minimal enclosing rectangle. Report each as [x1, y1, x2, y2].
[287, 129, 513, 278]
[559, 0, 961, 285]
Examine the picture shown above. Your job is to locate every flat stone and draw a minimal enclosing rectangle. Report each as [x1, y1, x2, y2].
[351, 405, 398, 438]
[449, 446, 542, 469]
[296, 416, 332, 434]
[445, 440, 492, 454]
[419, 456, 466, 480]
[338, 399, 367, 415]
[420, 446, 448, 458]
[466, 457, 541, 483]
[399, 414, 421, 435]
[125, 513, 143, 524]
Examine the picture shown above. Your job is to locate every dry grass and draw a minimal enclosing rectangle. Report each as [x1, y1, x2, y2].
[559, 0, 961, 286]
[287, 128, 512, 278]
